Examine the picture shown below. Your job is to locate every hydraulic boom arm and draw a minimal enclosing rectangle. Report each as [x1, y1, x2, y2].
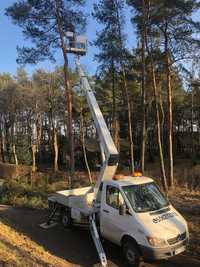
[75, 58, 119, 196]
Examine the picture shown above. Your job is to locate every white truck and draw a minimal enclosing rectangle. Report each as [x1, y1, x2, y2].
[45, 35, 189, 267]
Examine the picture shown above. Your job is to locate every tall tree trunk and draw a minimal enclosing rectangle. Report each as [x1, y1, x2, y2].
[12, 144, 18, 166]
[144, 1, 168, 192]
[191, 82, 194, 156]
[0, 120, 5, 163]
[111, 63, 120, 151]
[0, 138, 5, 163]
[49, 108, 59, 173]
[113, 119, 120, 152]
[31, 120, 37, 173]
[55, 0, 74, 187]
[151, 67, 168, 192]
[62, 51, 74, 187]
[53, 127, 59, 172]
[80, 109, 92, 185]
[32, 144, 37, 172]
[11, 123, 18, 166]
[140, 14, 146, 173]
[164, 29, 174, 188]
[122, 68, 135, 173]
[5, 121, 11, 163]
[114, 0, 135, 172]
[159, 92, 165, 147]
[37, 113, 43, 163]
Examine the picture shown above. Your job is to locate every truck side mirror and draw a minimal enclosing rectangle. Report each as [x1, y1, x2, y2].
[119, 204, 127, 216]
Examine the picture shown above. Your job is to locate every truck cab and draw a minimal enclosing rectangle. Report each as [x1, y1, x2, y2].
[97, 176, 189, 266]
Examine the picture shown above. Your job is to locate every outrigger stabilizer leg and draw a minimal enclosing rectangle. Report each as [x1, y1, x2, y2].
[40, 202, 59, 229]
[89, 214, 108, 267]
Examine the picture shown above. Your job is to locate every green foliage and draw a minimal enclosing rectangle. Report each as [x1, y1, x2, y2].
[128, 0, 200, 65]
[16, 135, 32, 165]
[0, 180, 47, 208]
[93, 0, 131, 77]
[0, 0, 200, 178]
[6, 0, 86, 64]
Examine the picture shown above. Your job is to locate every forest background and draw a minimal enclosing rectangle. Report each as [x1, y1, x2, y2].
[0, 0, 200, 194]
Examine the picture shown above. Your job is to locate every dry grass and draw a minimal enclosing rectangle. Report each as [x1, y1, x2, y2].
[0, 164, 199, 265]
[169, 188, 200, 259]
[143, 160, 200, 190]
[0, 221, 71, 267]
[0, 240, 21, 266]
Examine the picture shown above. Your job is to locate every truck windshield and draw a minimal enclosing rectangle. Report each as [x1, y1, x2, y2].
[123, 182, 169, 213]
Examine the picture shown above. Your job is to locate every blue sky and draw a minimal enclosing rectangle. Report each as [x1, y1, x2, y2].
[0, 0, 135, 77]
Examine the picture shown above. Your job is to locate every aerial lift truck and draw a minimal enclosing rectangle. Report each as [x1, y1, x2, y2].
[45, 33, 189, 267]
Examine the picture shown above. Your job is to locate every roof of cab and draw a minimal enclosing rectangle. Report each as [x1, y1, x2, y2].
[109, 176, 154, 187]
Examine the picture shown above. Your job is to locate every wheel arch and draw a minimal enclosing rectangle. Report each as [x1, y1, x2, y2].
[121, 235, 142, 256]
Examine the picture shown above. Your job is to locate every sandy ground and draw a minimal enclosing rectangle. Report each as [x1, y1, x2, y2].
[0, 191, 200, 267]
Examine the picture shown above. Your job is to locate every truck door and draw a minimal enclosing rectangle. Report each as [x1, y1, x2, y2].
[100, 185, 131, 244]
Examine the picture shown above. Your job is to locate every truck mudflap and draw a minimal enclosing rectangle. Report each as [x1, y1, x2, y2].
[140, 239, 188, 260]
[89, 214, 107, 267]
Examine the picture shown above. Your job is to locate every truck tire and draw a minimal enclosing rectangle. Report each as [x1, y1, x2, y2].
[122, 240, 140, 267]
[61, 208, 72, 228]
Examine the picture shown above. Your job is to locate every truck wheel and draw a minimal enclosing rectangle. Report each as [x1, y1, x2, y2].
[123, 240, 140, 267]
[61, 208, 72, 228]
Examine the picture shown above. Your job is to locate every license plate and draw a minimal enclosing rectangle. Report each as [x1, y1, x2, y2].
[175, 246, 185, 255]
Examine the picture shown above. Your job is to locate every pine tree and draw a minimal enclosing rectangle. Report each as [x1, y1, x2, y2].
[150, 0, 200, 188]
[128, 0, 168, 191]
[128, 0, 200, 188]
[93, 0, 135, 172]
[6, 0, 86, 186]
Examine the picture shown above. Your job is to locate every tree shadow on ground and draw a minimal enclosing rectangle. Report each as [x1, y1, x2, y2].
[0, 206, 200, 267]
[0, 206, 125, 267]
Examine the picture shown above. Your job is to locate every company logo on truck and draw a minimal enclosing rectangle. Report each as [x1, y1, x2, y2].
[153, 212, 177, 224]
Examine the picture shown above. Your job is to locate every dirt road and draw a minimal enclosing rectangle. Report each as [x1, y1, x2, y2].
[0, 205, 199, 267]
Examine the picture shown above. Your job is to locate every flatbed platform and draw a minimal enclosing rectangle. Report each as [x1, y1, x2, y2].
[48, 186, 96, 217]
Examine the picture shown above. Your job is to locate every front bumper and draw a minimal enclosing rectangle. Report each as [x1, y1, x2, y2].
[140, 239, 188, 260]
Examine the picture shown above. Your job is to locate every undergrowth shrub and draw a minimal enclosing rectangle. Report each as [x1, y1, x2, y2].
[0, 180, 47, 208]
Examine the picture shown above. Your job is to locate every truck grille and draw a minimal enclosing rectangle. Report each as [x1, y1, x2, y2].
[167, 232, 187, 245]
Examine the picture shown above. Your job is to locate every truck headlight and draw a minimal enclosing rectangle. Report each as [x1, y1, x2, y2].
[147, 236, 167, 247]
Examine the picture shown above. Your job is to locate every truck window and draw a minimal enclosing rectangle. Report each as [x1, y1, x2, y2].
[123, 182, 169, 213]
[106, 186, 124, 209]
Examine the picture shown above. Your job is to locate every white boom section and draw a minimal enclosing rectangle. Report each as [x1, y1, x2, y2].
[75, 58, 119, 196]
